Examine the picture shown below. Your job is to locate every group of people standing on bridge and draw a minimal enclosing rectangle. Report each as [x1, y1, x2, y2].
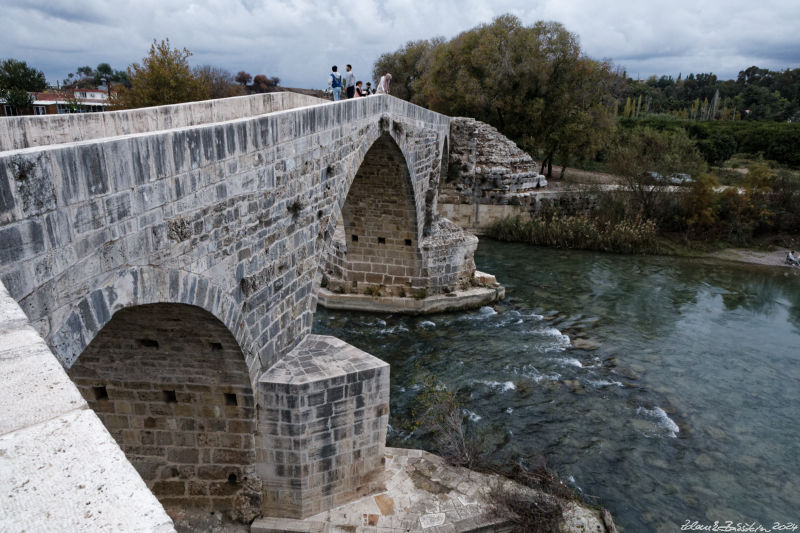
[327, 65, 391, 101]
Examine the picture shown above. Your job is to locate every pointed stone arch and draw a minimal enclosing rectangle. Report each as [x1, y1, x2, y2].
[48, 266, 260, 386]
[321, 132, 424, 296]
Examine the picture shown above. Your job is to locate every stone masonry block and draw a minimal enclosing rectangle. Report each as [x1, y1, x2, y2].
[256, 334, 389, 519]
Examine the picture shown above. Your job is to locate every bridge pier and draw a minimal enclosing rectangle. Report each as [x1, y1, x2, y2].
[256, 335, 389, 518]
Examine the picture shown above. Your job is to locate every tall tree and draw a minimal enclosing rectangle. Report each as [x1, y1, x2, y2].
[115, 39, 208, 109]
[235, 71, 252, 87]
[372, 39, 441, 103]
[64, 63, 129, 88]
[378, 15, 622, 177]
[607, 127, 706, 218]
[0, 58, 47, 113]
[252, 74, 279, 93]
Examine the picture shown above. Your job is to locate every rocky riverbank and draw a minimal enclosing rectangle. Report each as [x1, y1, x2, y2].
[252, 448, 614, 533]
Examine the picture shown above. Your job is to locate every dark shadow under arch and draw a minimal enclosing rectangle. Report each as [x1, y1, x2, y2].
[48, 267, 260, 386]
[322, 132, 424, 295]
[67, 302, 261, 523]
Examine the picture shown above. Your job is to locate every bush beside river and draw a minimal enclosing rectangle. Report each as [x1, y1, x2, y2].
[488, 161, 800, 255]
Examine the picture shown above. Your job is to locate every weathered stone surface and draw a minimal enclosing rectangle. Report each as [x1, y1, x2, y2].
[0, 93, 488, 526]
[317, 285, 504, 315]
[68, 303, 260, 522]
[0, 93, 460, 380]
[257, 334, 390, 518]
[250, 447, 608, 533]
[439, 118, 607, 232]
[0, 92, 323, 152]
[442, 117, 547, 207]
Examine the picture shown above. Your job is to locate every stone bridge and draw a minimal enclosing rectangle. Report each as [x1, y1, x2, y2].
[0, 92, 488, 530]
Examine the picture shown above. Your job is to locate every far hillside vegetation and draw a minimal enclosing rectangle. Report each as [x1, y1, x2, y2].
[373, 14, 800, 253]
[374, 14, 800, 173]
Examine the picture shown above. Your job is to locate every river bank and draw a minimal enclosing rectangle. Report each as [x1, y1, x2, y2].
[704, 246, 800, 270]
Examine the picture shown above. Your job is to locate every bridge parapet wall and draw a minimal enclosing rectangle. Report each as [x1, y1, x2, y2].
[0, 95, 450, 382]
[0, 92, 325, 153]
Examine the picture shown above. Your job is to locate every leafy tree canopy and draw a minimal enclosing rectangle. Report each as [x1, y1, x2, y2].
[64, 62, 129, 88]
[115, 39, 208, 109]
[235, 71, 252, 86]
[373, 15, 624, 176]
[0, 58, 47, 112]
[252, 74, 280, 93]
[607, 126, 706, 218]
[0, 58, 47, 92]
[193, 65, 245, 99]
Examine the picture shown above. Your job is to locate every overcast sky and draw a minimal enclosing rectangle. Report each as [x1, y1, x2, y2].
[2, 0, 798, 89]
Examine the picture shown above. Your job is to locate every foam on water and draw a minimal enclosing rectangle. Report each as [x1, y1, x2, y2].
[476, 380, 517, 392]
[514, 364, 561, 383]
[555, 357, 583, 368]
[585, 379, 623, 388]
[637, 406, 680, 437]
[464, 409, 482, 422]
[539, 327, 571, 344]
[478, 306, 497, 315]
[419, 320, 436, 329]
[379, 325, 410, 335]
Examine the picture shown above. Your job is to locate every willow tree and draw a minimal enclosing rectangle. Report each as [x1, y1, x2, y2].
[115, 39, 208, 109]
[378, 15, 621, 177]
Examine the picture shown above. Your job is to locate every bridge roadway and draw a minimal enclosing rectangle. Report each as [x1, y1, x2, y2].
[0, 92, 484, 529]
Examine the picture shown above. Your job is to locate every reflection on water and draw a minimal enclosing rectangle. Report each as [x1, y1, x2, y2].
[312, 239, 800, 532]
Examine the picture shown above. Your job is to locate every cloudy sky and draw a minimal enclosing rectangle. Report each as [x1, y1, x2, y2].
[2, 0, 798, 89]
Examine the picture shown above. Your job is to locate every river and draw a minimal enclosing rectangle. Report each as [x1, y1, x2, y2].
[312, 239, 800, 532]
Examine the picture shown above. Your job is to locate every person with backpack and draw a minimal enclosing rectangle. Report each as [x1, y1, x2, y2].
[328, 65, 343, 101]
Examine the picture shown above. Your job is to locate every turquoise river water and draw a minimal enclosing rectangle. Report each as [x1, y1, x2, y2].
[312, 239, 800, 532]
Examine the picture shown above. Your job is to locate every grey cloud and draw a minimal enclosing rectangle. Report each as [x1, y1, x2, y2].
[4, 0, 113, 25]
[1, 0, 797, 89]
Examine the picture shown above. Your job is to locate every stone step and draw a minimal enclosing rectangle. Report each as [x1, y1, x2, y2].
[250, 516, 329, 533]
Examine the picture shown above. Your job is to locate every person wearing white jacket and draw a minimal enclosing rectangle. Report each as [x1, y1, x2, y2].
[376, 73, 392, 95]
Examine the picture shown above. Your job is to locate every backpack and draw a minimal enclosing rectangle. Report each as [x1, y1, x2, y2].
[330, 73, 342, 88]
